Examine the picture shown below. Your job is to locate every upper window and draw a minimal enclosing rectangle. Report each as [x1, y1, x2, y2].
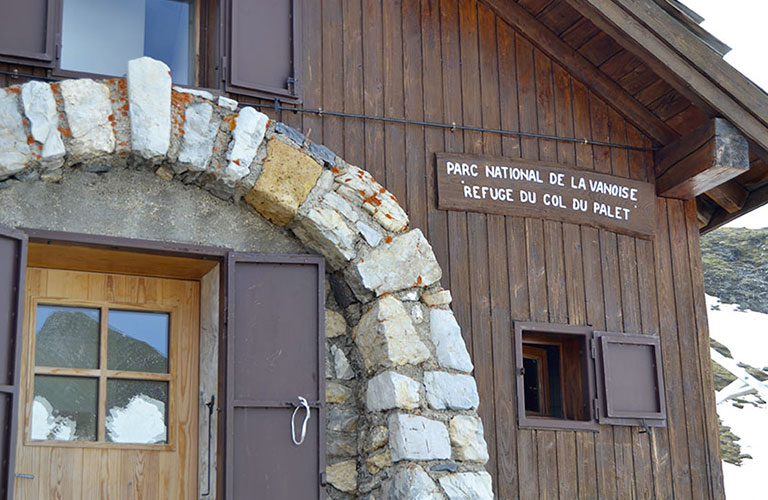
[515, 321, 667, 431]
[0, 0, 302, 100]
[60, 0, 195, 85]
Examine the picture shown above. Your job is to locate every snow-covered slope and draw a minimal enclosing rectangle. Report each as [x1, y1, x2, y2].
[706, 295, 768, 499]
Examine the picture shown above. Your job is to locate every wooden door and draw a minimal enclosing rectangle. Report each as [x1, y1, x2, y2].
[14, 268, 199, 499]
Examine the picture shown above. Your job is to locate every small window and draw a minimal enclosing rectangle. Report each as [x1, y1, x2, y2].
[515, 322, 667, 431]
[515, 323, 596, 431]
[30, 302, 172, 445]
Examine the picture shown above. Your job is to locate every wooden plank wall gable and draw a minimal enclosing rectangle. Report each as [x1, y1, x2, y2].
[287, 1, 725, 498]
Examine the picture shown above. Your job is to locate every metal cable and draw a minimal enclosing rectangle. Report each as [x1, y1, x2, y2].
[0, 71, 658, 151]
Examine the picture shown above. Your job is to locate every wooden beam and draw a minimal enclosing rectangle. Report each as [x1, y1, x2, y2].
[705, 181, 749, 214]
[702, 182, 768, 233]
[563, 0, 768, 152]
[481, 0, 678, 145]
[696, 198, 716, 228]
[655, 118, 749, 199]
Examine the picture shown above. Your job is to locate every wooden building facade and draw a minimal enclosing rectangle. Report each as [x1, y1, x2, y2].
[3, 0, 768, 499]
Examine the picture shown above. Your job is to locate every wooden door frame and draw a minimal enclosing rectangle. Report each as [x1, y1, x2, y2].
[20, 228, 230, 499]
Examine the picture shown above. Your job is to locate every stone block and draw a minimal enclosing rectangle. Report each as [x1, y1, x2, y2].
[127, 57, 172, 158]
[327, 460, 358, 494]
[328, 407, 358, 433]
[353, 229, 441, 297]
[323, 190, 360, 222]
[21, 81, 64, 166]
[382, 465, 443, 500]
[438, 472, 494, 500]
[60, 79, 115, 158]
[366, 449, 391, 475]
[366, 371, 421, 411]
[335, 164, 408, 232]
[423, 372, 479, 410]
[449, 416, 489, 463]
[224, 106, 268, 185]
[178, 102, 219, 171]
[327, 430, 357, 458]
[173, 86, 213, 100]
[218, 95, 238, 111]
[364, 425, 388, 453]
[430, 309, 473, 373]
[388, 413, 451, 462]
[422, 288, 452, 307]
[356, 221, 383, 247]
[292, 205, 359, 270]
[331, 345, 355, 380]
[325, 309, 347, 338]
[309, 141, 336, 167]
[275, 122, 306, 146]
[0, 91, 31, 178]
[353, 296, 430, 372]
[245, 139, 322, 225]
[326, 382, 353, 404]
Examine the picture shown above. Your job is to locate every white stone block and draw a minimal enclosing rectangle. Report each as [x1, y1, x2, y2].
[292, 205, 359, 270]
[449, 416, 489, 463]
[383, 465, 443, 500]
[353, 295, 430, 371]
[224, 106, 268, 185]
[218, 95, 239, 111]
[0, 91, 31, 177]
[331, 345, 354, 380]
[173, 86, 213, 101]
[178, 102, 219, 171]
[323, 190, 359, 222]
[60, 79, 115, 157]
[355, 221, 383, 247]
[438, 472, 494, 500]
[356, 229, 441, 296]
[128, 57, 172, 158]
[21, 81, 65, 164]
[422, 288, 452, 307]
[389, 413, 451, 462]
[424, 372, 479, 410]
[430, 309, 473, 373]
[366, 371, 421, 411]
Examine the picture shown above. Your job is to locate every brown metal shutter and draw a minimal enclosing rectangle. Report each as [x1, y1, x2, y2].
[0, 225, 27, 499]
[0, 0, 56, 65]
[594, 331, 667, 427]
[225, 254, 325, 499]
[225, 0, 301, 99]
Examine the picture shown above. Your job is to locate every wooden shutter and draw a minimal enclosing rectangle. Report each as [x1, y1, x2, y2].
[225, 254, 325, 499]
[0, 225, 26, 499]
[225, 0, 301, 100]
[594, 332, 667, 427]
[0, 0, 56, 66]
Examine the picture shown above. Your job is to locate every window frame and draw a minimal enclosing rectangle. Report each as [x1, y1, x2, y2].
[514, 321, 668, 431]
[515, 322, 598, 431]
[24, 297, 179, 451]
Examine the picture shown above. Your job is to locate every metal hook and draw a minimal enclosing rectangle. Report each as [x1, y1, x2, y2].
[291, 396, 311, 446]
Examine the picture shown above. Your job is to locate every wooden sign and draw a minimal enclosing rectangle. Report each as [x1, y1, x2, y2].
[436, 153, 655, 237]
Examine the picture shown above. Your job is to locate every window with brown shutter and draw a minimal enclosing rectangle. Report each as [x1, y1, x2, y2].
[0, 0, 56, 66]
[515, 321, 667, 431]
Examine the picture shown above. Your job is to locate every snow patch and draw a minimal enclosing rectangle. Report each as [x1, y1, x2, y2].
[30, 396, 77, 441]
[106, 394, 166, 444]
[707, 294, 768, 499]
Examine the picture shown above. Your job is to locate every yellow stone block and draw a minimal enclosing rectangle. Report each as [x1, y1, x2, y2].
[245, 139, 322, 225]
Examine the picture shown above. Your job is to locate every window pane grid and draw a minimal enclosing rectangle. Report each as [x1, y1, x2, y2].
[30, 301, 171, 446]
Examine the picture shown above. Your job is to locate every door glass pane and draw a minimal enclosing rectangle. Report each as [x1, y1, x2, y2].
[106, 379, 168, 444]
[31, 375, 97, 441]
[36, 305, 100, 369]
[60, 0, 193, 84]
[107, 310, 169, 373]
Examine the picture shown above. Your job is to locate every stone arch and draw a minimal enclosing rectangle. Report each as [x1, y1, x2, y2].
[0, 57, 494, 499]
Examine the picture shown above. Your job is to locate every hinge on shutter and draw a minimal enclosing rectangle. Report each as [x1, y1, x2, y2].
[320, 471, 327, 486]
[287, 77, 297, 94]
[55, 42, 61, 61]
[593, 398, 600, 420]
[590, 338, 598, 359]
[220, 56, 228, 78]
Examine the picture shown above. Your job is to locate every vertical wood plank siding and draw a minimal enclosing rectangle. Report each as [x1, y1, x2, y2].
[0, 1, 723, 498]
[292, 2, 723, 497]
